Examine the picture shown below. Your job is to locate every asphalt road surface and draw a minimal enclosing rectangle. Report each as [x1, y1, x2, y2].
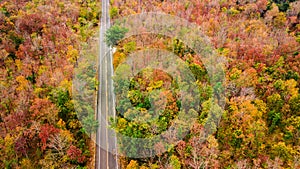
[95, 0, 118, 168]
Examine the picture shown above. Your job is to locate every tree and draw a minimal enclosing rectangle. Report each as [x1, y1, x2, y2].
[126, 160, 139, 169]
[39, 124, 60, 150]
[105, 24, 128, 46]
[168, 155, 181, 169]
[289, 95, 300, 115]
[67, 145, 86, 164]
[82, 113, 99, 137]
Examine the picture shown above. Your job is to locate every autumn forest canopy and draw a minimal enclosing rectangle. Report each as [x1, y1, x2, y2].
[0, 0, 300, 168]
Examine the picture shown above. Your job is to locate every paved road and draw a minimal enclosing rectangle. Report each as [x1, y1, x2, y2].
[95, 0, 118, 168]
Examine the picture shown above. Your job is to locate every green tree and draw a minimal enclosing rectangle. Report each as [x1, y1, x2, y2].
[82, 114, 99, 137]
[105, 24, 128, 46]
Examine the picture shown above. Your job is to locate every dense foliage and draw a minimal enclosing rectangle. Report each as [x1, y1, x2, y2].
[110, 0, 300, 168]
[0, 0, 100, 168]
[0, 0, 299, 168]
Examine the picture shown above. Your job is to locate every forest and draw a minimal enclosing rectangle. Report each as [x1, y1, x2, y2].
[0, 0, 300, 168]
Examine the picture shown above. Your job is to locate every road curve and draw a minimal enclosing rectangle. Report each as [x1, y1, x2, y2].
[95, 0, 118, 168]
